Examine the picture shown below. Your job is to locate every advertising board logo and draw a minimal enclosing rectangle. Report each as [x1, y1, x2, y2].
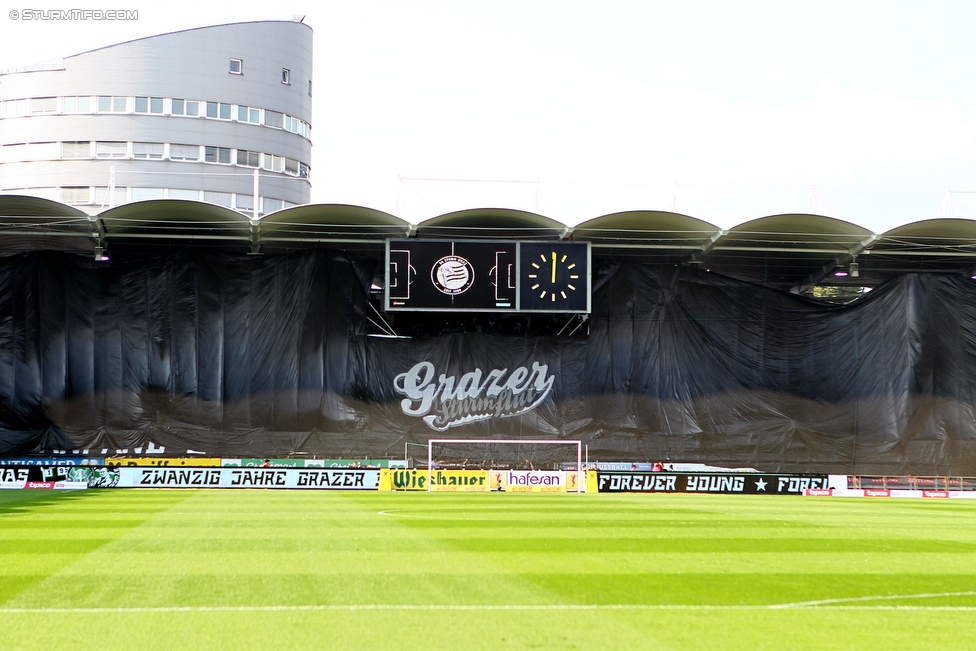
[431, 255, 474, 295]
[394, 361, 555, 430]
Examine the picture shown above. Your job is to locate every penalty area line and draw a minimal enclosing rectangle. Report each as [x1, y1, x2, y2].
[3, 603, 976, 614]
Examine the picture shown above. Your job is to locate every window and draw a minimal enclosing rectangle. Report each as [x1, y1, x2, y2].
[131, 188, 165, 201]
[262, 198, 283, 213]
[28, 142, 57, 160]
[236, 150, 260, 167]
[308, 80, 312, 96]
[31, 97, 57, 113]
[97, 96, 127, 112]
[203, 191, 232, 207]
[263, 154, 283, 172]
[2, 144, 26, 162]
[133, 97, 162, 113]
[284, 115, 309, 138]
[264, 110, 283, 128]
[299, 163, 309, 179]
[168, 189, 199, 201]
[169, 144, 199, 161]
[94, 186, 126, 206]
[21, 187, 59, 201]
[63, 96, 91, 113]
[61, 187, 91, 204]
[4, 99, 29, 117]
[62, 141, 91, 159]
[237, 106, 261, 124]
[133, 142, 164, 159]
[206, 102, 231, 119]
[229, 58, 242, 74]
[96, 141, 127, 158]
[285, 158, 299, 175]
[172, 99, 200, 116]
[281, 68, 290, 85]
[204, 146, 231, 164]
[235, 194, 253, 211]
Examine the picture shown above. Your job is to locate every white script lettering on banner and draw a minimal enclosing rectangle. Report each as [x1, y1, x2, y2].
[393, 361, 555, 430]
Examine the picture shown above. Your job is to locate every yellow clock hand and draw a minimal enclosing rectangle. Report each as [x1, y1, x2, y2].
[551, 252, 557, 283]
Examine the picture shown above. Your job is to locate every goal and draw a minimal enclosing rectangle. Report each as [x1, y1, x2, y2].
[427, 438, 582, 473]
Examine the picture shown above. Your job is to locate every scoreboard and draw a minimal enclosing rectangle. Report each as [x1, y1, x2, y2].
[385, 240, 590, 313]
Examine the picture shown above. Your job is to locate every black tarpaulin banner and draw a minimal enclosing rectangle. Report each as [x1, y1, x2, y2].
[1, 250, 976, 475]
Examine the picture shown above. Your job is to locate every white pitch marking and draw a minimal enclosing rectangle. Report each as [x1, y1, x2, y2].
[771, 591, 976, 609]
[0, 604, 975, 614]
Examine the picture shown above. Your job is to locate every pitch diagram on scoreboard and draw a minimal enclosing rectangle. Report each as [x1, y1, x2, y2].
[385, 240, 591, 313]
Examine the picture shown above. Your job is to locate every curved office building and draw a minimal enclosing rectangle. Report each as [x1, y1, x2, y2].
[0, 20, 312, 216]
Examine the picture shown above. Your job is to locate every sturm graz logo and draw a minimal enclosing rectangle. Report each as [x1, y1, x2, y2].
[431, 255, 474, 295]
[394, 361, 555, 430]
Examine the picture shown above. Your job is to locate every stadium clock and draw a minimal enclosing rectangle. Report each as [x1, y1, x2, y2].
[518, 242, 590, 313]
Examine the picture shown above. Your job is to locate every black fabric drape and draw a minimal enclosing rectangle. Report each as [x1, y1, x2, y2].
[2, 250, 975, 475]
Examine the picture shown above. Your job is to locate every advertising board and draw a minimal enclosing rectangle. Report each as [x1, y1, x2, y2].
[383, 469, 489, 491]
[597, 472, 829, 494]
[222, 458, 396, 468]
[496, 470, 576, 493]
[0, 457, 105, 466]
[0, 465, 112, 489]
[106, 458, 221, 467]
[116, 467, 380, 490]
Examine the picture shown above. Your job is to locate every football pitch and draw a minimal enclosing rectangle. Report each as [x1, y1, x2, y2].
[2, 490, 976, 650]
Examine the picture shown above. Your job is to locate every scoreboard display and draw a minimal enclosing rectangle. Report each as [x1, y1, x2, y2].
[385, 240, 590, 313]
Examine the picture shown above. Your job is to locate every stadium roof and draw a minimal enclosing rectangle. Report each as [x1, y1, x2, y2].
[3, 195, 976, 291]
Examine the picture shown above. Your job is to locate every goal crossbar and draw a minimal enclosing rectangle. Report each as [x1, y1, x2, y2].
[428, 439, 582, 468]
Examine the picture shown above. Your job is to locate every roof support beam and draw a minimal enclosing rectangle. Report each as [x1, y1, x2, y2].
[687, 229, 726, 263]
[794, 234, 878, 293]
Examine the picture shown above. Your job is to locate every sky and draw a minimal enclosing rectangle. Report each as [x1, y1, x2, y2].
[2, 0, 976, 232]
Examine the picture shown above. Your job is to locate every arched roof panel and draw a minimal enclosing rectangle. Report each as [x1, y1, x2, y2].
[0, 194, 96, 253]
[259, 204, 410, 240]
[873, 218, 976, 252]
[0, 195, 90, 219]
[573, 210, 721, 247]
[415, 208, 565, 239]
[97, 199, 251, 240]
[724, 213, 873, 246]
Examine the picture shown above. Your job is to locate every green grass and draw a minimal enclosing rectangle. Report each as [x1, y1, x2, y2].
[2, 490, 976, 650]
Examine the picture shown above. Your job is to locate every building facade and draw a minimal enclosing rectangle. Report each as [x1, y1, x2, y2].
[0, 20, 312, 216]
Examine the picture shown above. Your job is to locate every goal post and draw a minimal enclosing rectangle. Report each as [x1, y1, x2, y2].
[427, 438, 584, 492]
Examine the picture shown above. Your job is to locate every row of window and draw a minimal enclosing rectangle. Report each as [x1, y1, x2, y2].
[1, 142, 310, 178]
[0, 95, 311, 139]
[1, 186, 295, 214]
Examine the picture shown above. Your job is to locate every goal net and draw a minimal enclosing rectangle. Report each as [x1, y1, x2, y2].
[427, 438, 582, 472]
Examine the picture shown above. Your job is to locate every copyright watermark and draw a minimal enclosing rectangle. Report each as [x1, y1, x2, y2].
[9, 9, 138, 20]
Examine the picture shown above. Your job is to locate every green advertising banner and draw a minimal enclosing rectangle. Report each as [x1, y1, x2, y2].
[222, 458, 398, 468]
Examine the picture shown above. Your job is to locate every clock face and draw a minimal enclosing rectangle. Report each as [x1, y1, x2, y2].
[518, 242, 590, 312]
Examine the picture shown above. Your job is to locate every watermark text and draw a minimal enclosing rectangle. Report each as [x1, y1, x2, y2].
[10, 9, 138, 20]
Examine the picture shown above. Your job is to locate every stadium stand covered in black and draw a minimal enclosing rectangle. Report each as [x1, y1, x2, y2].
[1, 247, 975, 475]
